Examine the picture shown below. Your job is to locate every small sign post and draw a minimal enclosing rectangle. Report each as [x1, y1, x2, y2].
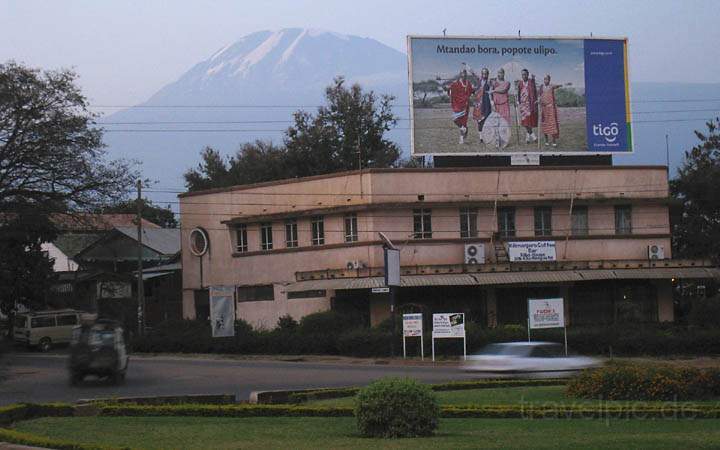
[402, 313, 424, 360]
[431, 313, 466, 362]
[527, 298, 567, 355]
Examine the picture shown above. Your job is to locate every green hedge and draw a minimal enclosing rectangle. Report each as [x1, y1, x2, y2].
[99, 404, 354, 417]
[0, 429, 129, 450]
[567, 364, 720, 401]
[285, 379, 567, 404]
[132, 314, 720, 357]
[96, 403, 720, 420]
[0, 403, 75, 426]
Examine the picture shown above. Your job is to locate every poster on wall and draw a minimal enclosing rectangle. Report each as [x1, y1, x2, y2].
[407, 36, 632, 155]
[209, 285, 235, 338]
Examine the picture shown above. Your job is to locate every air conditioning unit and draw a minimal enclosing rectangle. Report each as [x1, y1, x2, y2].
[648, 244, 665, 260]
[346, 260, 365, 270]
[464, 244, 485, 264]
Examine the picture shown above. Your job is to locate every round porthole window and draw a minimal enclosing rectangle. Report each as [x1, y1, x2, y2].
[189, 227, 209, 256]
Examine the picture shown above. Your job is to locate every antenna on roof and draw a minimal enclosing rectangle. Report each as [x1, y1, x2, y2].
[518, 30, 521, 39]
[442, 28, 447, 37]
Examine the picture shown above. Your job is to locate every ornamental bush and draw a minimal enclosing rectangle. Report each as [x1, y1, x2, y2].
[355, 377, 439, 438]
[566, 364, 720, 401]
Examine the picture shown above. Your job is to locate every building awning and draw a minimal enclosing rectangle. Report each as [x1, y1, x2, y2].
[285, 267, 720, 292]
[141, 271, 174, 281]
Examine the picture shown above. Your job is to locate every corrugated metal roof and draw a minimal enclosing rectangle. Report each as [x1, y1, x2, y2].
[114, 227, 180, 255]
[286, 266, 720, 292]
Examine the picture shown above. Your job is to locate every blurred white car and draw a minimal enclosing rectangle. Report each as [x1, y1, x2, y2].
[463, 341, 601, 377]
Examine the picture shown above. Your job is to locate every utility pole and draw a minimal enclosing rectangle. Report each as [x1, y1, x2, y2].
[136, 180, 144, 337]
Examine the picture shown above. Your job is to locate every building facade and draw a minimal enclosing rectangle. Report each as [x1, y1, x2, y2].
[179, 166, 718, 329]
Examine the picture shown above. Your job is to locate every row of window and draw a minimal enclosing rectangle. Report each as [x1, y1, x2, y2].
[236, 214, 358, 253]
[415, 205, 632, 239]
[234, 206, 634, 253]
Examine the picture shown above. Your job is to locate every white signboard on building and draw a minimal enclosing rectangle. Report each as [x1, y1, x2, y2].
[508, 241, 557, 262]
[432, 313, 465, 338]
[403, 313, 423, 337]
[402, 313, 424, 360]
[432, 313, 466, 361]
[528, 298, 565, 329]
[209, 285, 236, 338]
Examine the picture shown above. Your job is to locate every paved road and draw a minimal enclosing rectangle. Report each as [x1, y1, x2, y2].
[0, 352, 474, 405]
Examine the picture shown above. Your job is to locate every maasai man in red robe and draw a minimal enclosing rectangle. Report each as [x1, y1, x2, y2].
[491, 68, 512, 126]
[516, 69, 538, 143]
[472, 68, 492, 143]
[446, 67, 474, 144]
[539, 74, 570, 147]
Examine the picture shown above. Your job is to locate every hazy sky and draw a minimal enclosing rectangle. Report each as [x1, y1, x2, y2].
[2, 0, 718, 107]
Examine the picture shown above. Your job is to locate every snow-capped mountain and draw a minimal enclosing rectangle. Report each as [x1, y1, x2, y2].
[101, 29, 408, 193]
[142, 28, 406, 105]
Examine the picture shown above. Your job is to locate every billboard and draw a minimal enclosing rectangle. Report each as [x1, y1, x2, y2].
[407, 36, 632, 155]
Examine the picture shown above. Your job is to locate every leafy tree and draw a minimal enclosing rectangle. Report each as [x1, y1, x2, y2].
[0, 61, 138, 212]
[102, 198, 178, 228]
[284, 77, 400, 176]
[670, 118, 720, 262]
[184, 78, 401, 191]
[0, 205, 57, 336]
[0, 61, 138, 320]
[184, 142, 288, 192]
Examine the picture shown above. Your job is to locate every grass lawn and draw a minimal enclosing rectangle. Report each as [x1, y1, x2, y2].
[307, 386, 720, 408]
[12, 416, 720, 449]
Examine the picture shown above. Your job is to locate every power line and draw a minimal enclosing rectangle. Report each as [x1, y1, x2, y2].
[96, 118, 715, 133]
[94, 109, 720, 126]
[87, 98, 720, 108]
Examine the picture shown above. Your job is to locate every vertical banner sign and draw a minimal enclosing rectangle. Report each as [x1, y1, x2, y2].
[209, 285, 235, 338]
[407, 36, 631, 156]
[527, 298, 567, 355]
[431, 313, 467, 361]
[384, 248, 401, 287]
[402, 313, 424, 360]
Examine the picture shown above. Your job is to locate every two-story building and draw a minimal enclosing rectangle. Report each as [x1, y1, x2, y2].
[179, 166, 719, 329]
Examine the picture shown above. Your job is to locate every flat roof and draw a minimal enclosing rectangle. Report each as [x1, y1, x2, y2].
[179, 166, 669, 199]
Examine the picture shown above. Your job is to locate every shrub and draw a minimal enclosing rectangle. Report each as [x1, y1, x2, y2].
[566, 364, 720, 401]
[355, 377, 439, 438]
[276, 315, 298, 331]
[336, 328, 392, 357]
[688, 295, 720, 328]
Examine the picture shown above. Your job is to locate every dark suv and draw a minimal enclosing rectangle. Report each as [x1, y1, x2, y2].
[68, 319, 129, 385]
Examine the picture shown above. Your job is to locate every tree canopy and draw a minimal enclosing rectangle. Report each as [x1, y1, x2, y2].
[0, 61, 139, 315]
[671, 118, 720, 263]
[184, 77, 401, 191]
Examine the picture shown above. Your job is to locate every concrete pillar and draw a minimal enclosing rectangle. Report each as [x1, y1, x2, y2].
[369, 294, 391, 327]
[560, 285, 571, 326]
[486, 288, 497, 328]
[656, 280, 674, 322]
[182, 289, 196, 319]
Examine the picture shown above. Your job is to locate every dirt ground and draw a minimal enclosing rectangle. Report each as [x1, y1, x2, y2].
[413, 104, 587, 154]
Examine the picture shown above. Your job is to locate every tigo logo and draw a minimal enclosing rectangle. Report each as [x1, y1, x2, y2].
[592, 122, 620, 143]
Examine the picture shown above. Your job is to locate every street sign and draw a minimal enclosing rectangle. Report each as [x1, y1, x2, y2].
[371, 287, 390, 294]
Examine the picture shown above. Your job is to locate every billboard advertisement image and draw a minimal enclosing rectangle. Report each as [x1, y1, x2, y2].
[407, 36, 631, 155]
